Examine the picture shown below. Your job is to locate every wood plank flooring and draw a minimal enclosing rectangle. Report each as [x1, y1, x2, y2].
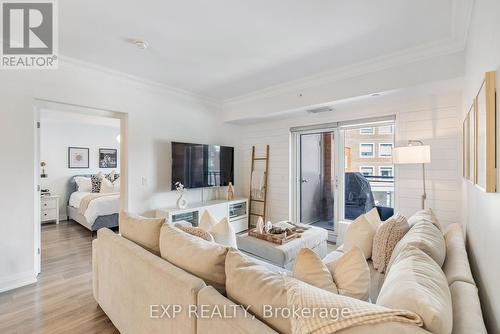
[0, 221, 119, 334]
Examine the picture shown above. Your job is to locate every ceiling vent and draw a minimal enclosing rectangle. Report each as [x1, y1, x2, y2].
[307, 106, 334, 114]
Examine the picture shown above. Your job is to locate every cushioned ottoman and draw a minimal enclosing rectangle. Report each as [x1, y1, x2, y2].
[236, 226, 328, 269]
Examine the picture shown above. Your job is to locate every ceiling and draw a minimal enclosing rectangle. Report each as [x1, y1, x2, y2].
[59, 0, 469, 101]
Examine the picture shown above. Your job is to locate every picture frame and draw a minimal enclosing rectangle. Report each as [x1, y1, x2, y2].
[463, 117, 469, 179]
[475, 71, 497, 192]
[468, 101, 476, 183]
[68, 147, 89, 169]
[99, 148, 118, 168]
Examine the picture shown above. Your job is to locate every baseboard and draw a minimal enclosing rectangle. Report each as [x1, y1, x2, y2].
[0, 271, 37, 293]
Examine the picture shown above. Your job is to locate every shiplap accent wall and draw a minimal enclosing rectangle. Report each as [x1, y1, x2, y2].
[234, 92, 462, 228]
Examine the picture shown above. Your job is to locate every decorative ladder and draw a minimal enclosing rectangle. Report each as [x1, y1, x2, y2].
[248, 145, 270, 226]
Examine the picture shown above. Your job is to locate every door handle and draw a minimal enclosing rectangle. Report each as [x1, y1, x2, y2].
[301, 179, 308, 183]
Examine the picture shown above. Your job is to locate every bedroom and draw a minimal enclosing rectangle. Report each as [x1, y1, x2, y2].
[38, 108, 122, 271]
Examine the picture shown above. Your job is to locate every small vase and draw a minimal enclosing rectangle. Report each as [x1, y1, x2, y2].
[176, 195, 188, 209]
[256, 217, 264, 234]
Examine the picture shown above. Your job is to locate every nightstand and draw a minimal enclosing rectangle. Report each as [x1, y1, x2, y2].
[41, 195, 60, 224]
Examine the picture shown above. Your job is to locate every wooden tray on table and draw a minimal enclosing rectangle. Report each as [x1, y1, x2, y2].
[248, 228, 301, 245]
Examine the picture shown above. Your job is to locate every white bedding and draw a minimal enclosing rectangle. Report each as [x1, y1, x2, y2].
[69, 191, 120, 224]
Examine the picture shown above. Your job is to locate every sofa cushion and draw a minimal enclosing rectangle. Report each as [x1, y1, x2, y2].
[408, 208, 442, 231]
[119, 212, 165, 255]
[159, 224, 228, 293]
[372, 213, 410, 273]
[449, 281, 487, 334]
[377, 246, 452, 334]
[442, 223, 475, 285]
[344, 214, 377, 259]
[225, 250, 291, 334]
[387, 220, 446, 273]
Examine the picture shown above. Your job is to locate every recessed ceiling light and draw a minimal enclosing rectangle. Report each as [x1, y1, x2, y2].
[371, 93, 381, 97]
[307, 106, 334, 114]
[133, 39, 148, 50]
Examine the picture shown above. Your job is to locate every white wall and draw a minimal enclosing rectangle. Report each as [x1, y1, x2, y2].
[233, 88, 462, 229]
[462, 0, 500, 332]
[40, 118, 120, 217]
[0, 61, 234, 292]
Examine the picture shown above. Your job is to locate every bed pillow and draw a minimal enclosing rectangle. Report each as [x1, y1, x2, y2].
[91, 173, 103, 193]
[293, 247, 370, 301]
[120, 212, 165, 255]
[74, 176, 92, 192]
[372, 213, 410, 273]
[100, 177, 120, 193]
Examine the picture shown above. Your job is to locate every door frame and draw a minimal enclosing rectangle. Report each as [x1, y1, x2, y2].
[299, 133, 323, 224]
[33, 99, 129, 276]
[290, 124, 343, 238]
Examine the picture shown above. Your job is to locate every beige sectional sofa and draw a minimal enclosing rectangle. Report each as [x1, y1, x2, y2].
[93, 214, 487, 334]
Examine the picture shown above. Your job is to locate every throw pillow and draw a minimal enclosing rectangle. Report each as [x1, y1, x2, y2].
[174, 223, 214, 242]
[104, 170, 117, 182]
[160, 224, 228, 293]
[119, 212, 165, 255]
[343, 214, 376, 259]
[377, 246, 452, 334]
[100, 177, 120, 193]
[372, 213, 410, 273]
[199, 211, 238, 249]
[293, 247, 370, 301]
[408, 208, 442, 231]
[387, 220, 446, 274]
[90, 172, 103, 193]
[364, 207, 383, 228]
[74, 176, 92, 192]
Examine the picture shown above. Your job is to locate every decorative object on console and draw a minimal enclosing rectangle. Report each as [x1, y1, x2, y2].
[40, 161, 48, 178]
[393, 140, 431, 209]
[474, 71, 496, 192]
[227, 182, 234, 200]
[68, 147, 89, 168]
[264, 220, 272, 233]
[99, 148, 118, 168]
[175, 182, 188, 209]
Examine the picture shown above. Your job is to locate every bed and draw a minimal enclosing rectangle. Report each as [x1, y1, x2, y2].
[66, 175, 120, 231]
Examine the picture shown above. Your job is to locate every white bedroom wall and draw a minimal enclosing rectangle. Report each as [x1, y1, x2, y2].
[462, 0, 500, 332]
[0, 60, 234, 293]
[233, 87, 462, 229]
[39, 117, 120, 217]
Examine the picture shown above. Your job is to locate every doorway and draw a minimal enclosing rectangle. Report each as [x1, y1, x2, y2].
[33, 99, 128, 276]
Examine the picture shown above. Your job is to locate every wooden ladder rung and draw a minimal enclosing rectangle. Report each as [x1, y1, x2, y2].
[250, 199, 265, 203]
[253, 157, 268, 161]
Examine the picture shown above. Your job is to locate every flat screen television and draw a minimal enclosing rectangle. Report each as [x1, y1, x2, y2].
[171, 142, 234, 190]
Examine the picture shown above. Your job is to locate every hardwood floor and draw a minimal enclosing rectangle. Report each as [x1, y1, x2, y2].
[0, 221, 119, 334]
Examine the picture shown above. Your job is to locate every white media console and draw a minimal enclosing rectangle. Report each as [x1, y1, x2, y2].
[155, 198, 249, 233]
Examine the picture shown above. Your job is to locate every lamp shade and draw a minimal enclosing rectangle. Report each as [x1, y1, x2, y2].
[393, 145, 431, 164]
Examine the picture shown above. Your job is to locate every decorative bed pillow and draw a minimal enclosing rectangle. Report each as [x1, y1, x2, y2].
[160, 224, 228, 293]
[293, 247, 370, 301]
[377, 246, 452, 334]
[408, 208, 442, 231]
[387, 220, 446, 273]
[120, 212, 165, 255]
[104, 170, 117, 182]
[174, 224, 214, 242]
[100, 177, 120, 193]
[372, 213, 410, 273]
[199, 211, 237, 248]
[74, 176, 92, 192]
[90, 173, 103, 193]
[343, 214, 377, 259]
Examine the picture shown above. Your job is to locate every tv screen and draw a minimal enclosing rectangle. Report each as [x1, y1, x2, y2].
[171, 142, 234, 190]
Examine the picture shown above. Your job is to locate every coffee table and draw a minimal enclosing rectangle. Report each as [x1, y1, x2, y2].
[236, 226, 328, 269]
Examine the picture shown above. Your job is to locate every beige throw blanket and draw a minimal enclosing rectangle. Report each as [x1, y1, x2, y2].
[79, 192, 119, 215]
[285, 277, 423, 334]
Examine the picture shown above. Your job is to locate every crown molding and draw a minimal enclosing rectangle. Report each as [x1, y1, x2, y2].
[224, 0, 474, 106]
[58, 55, 222, 108]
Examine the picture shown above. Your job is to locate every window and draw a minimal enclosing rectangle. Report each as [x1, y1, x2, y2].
[359, 127, 374, 135]
[379, 143, 393, 157]
[378, 125, 393, 134]
[379, 166, 393, 177]
[359, 166, 374, 176]
[359, 143, 374, 157]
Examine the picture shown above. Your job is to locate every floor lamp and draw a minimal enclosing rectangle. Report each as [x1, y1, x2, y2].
[393, 140, 431, 210]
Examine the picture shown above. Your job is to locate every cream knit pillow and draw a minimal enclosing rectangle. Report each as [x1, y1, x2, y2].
[372, 213, 410, 273]
[174, 224, 214, 242]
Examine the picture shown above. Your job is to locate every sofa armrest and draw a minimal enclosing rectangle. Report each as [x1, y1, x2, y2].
[197, 286, 278, 334]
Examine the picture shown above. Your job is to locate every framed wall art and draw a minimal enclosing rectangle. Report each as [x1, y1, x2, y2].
[68, 147, 89, 169]
[99, 148, 118, 168]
